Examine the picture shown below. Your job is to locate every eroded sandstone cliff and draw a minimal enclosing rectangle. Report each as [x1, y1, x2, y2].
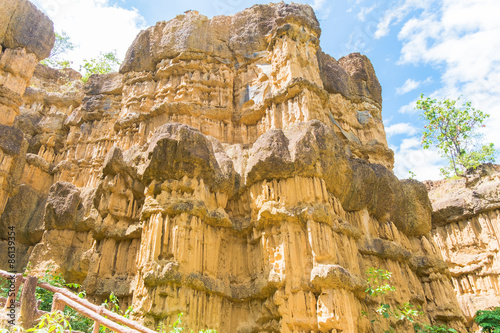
[428, 164, 500, 328]
[0, 0, 54, 264]
[0, 1, 468, 332]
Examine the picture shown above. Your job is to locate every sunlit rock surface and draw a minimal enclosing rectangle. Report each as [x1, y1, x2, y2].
[0, 0, 54, 225]
[427, 164, 500, 328]
[0, 2, 469, 332]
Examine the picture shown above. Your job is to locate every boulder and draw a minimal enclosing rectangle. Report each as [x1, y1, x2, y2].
[0, 0, 55, 60]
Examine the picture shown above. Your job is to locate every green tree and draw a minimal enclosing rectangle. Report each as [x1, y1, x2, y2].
[40, 31, 75, 69]
[362, 268, 421, 332]
[416, 94, 496, 177]
[80, 51, 121, 83]
[475, 307, 500, 333]
[363, 268, 457, 333]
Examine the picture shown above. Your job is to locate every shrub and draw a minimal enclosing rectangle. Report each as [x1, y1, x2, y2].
[416, 94, 496, 177]
[475, 307, 500, 333]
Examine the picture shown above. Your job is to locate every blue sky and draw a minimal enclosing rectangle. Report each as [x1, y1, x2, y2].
[30, 0, 500, 180]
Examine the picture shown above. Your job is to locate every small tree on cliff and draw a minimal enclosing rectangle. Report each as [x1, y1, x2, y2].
[80, 50, 121, 83]
[41, 31, 75, 69]
[416, 94, 496, 177]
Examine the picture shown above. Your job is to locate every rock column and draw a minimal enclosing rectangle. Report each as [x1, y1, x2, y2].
[0, 0, 54, 213]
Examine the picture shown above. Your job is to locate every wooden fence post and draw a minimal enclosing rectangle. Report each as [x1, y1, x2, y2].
[0, 269, 153, 333]
[93, 306, 103, 333]
[92, 321, 101, 333]
[51, 292, 65, 313]
[18, 276, 38, 330]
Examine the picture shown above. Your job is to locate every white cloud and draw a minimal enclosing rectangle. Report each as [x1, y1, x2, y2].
[374, 0, 432, 39]
[31, 0, 146, 70]
[382, 0, 500, 179]
[309, 0, 331, 20]
[399, 136, 419, 150]
[396, 79, 420, 95]
[392, 137, 446, 180]
[395, 0, 500, 156]
[345, 28, 371, 53]
[398, 99, 418, 114]
[357, 4, 377, 22]
[385, 122, 418, 137]
[396, 77, 432, 95]
[311, 0, 325, 10]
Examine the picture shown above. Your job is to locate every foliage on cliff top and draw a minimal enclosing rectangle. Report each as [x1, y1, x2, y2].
[80, 51, 121, 83]
[40, 31, 75, 69]
[39, 31, 120, 83]
[416, 94, 496, 178]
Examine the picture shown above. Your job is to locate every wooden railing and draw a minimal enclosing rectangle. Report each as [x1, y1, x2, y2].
[0, 269, 156, 333]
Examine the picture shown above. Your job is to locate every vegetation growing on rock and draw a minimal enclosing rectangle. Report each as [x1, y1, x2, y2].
[416, 94, 496, 177]
[475, 307, 500, 333]
[40, 31, 75, 69]
[80, 51, 121, 83]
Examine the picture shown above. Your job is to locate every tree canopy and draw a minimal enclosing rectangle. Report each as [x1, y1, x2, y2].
[475, 307, 500, 333]
[416, 94, 496, 177]
[80, 51, 121, 83]
[40, 31, 121, 83]
[41, 31, 75, 69]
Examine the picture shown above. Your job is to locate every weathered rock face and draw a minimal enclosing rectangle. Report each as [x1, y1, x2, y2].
[0, 0, 54, 60]
[427, 164, 500, 327]
[117, 5, 392, 168]
[0, 2, 468, 332]
[0, 0, 54, 223]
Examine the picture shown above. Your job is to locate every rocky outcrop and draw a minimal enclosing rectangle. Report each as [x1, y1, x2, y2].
[0, 0, 54, 59]
[117, 4, 393, 169]
[0, 1, 468, 332]
[427, 164, 500, 327]
[0, 0, 54, 220]
[317, 51, 382, 108]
